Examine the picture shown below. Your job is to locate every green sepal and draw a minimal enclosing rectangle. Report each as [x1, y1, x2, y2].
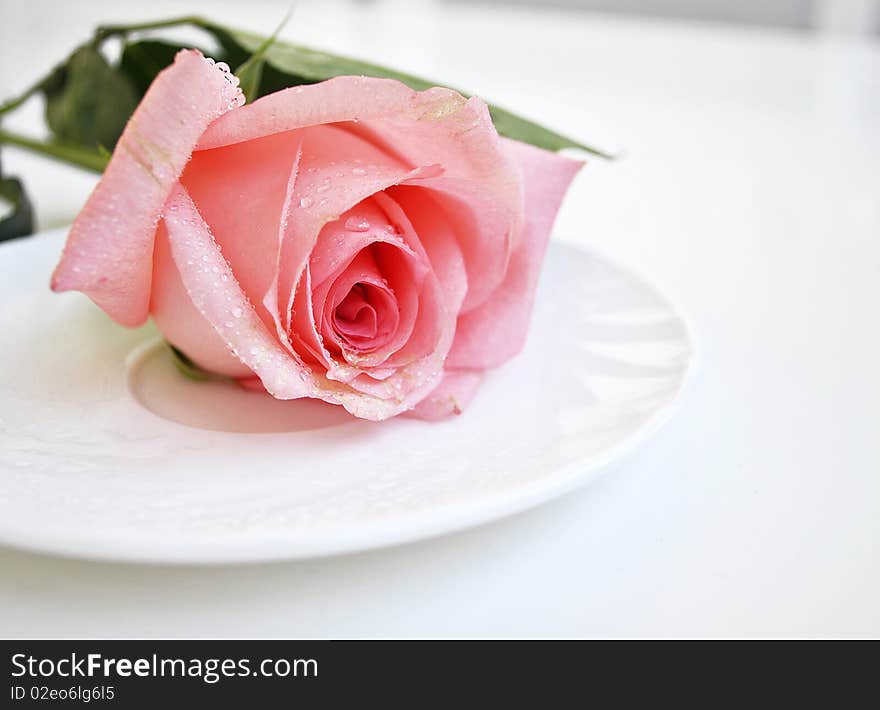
[43, 46, 139, 152]
[168, 344, 227, 382]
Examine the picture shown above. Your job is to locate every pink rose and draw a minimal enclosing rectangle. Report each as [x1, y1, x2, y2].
[52, 50, 581, 421]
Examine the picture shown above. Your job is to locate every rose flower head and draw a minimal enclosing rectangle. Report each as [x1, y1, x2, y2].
[52, 50, 582, 421]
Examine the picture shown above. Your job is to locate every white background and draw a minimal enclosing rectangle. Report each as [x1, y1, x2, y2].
[0, 0, 878, 637]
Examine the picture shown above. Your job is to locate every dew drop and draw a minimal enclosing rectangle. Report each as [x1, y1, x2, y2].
[232, 307, 243, 318]
[299, 196, 313, 208]
[352, 167, 367, 176]
[345, 217, 370, 232]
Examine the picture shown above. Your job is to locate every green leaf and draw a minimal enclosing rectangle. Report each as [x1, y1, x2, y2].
[0, 155, 35, 241]
[44, 46, 139, 151]
[234, 11, 291, 104]
[119, 39, 194, 97]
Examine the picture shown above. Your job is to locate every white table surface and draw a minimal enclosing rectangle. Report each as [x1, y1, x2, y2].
[1, 0, 878, 638]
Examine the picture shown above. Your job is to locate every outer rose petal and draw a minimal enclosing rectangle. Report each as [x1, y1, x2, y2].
[152, 131, 305, 376]
[163, 184, 312, 398]
[198, 77, 520, 217]
[447, 139, 583, 370]
[179, 129, 304, 330]
[407, 370, 483, 420]
[151, 223, 252, 377]
[51, 50, 243, 326]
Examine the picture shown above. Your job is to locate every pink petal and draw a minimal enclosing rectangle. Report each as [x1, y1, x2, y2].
[334, 285, 380, 340]
[382, 186, 468, 310]
[163, 183, 312, 396]
[292, 189, 460, 402]
[308, 199, 419, 287]
[289, 199, 427, 378]
[317, 248, 404, 357]
[199, 79, 520, 219]
[51, 49, 243, 326]
[263, 124, 442, 344]
[370, 191, 465, 369]
[394, 175, 518, 313]
[163, 183, 427, 421]
[447, 139, 583, 369]
[321, 187, 469, 403]
[407, 370, 484, 420]
[179, 129, 303, 330]
[199, 76, 522, 322]
[151, 222, 252, 377]
[152, 131, 305, 372]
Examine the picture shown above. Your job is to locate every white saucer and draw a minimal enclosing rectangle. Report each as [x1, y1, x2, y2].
[0, 229, 693, 563]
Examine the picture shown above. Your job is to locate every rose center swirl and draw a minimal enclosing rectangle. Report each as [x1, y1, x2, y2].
[332, 281, 398, 349]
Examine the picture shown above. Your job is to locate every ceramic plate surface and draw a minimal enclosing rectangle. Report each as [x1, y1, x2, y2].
[0, 229, 693, 563]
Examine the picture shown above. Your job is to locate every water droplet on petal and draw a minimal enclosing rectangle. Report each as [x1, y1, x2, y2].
[299, 196, 313, 208]
[232, 307, 243, 318]
[345, 217, 370, 232]
[352, 167, 367, 176]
